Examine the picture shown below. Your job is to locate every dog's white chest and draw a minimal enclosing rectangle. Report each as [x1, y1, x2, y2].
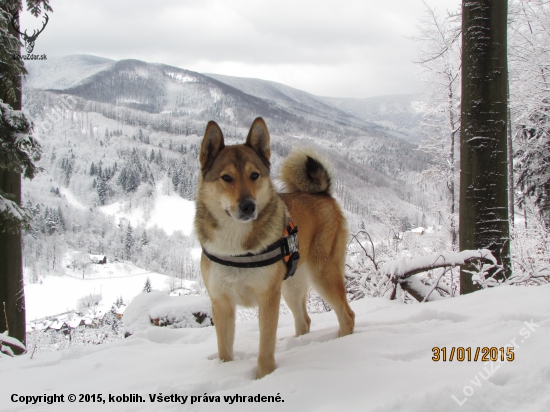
[205, 261, 281, 307]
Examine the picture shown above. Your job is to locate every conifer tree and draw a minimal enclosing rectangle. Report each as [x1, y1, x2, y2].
[143, 277, 152, 293]
[0, 0, 52, 349]
[172, 169, 180, 191]
[140, 230, 149, 247]
[125, 223, 133, 260]
[97, 178, 107, 205]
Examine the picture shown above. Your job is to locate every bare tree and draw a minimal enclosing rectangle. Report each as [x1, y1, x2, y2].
[509, 0, 550, 230]
[414, 3, 462, 249]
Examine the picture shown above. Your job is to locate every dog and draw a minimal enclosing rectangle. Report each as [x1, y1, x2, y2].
[194, 117, 355, 379]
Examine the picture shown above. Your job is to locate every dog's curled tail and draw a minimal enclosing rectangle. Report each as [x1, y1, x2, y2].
[279, 148, 333, 195]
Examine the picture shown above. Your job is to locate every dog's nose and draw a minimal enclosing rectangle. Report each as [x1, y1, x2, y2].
[239, 199, 256, 216]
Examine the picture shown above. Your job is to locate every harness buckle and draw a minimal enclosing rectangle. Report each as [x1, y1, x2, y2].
[282, 227, 299, 255]
[284, 251, 300, 280]
[283, 223, 299, 279]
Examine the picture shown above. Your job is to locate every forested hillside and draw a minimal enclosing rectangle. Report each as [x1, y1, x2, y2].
[20, 55, 448, 316]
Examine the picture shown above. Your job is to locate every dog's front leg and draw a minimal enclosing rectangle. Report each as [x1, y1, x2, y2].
[211, 295, 235, 362]
[256, 286, 281, 379]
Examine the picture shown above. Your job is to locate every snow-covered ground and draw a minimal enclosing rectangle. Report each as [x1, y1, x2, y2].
[24, 255, 199, 323]
[3, 284, 549, 411]
[58, 187, 87, 211]
[25, 271, 173, 322]
[99, 181, 195, 236]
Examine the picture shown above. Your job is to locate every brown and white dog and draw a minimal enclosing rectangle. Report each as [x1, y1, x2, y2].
[194, 117, 355, 379]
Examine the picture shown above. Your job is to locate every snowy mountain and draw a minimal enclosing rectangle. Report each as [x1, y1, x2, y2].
[19, 54, 445, 328]
[322, 94, 424, 143]
[204, 73, 423, 142]
[24, 55, 114, 90]
[205, 73, 377, 127]
[25, 55, 387, 138]
[22, 54, 437, 227]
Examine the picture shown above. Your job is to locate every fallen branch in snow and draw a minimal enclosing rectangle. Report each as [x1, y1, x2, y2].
[506, 268, 550, 286]
[380, 249, 496, 280]
[421, 267, 448, 302]
[379, 249, 497, 302]
[0, 331, 26, 358]
[346, 230, 502, 302]
[0, 303, 27, 357]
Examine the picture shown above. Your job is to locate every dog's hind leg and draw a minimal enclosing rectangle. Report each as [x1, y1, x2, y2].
[256, 286, 281, 379]
[310, 262, 355, 337]
[211, 295, 236, 362]
[281, 266, 311, 336]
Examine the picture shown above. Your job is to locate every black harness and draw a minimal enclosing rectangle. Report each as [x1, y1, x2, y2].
[202, 222, 300, 280]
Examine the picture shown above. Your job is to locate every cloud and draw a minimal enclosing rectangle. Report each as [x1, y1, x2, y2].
[19, 0, 461, 97]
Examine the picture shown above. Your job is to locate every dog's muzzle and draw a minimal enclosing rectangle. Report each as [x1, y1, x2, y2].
[238, 199, 257, 220]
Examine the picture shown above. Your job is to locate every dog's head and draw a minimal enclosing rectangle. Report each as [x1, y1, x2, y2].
[198, 117, 272, 223]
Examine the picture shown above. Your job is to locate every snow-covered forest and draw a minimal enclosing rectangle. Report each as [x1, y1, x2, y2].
[1, 0, 550, 411]
[16, 54, 446, 309]
[12, 1, 550, 313]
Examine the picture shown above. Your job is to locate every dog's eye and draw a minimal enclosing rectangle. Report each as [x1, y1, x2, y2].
[221, 175, 233, 183]
[250, 172, 260, 181]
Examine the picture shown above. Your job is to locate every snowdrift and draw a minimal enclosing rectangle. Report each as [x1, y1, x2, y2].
[2, 285, 549, 411]
[123, 292, 212, 335]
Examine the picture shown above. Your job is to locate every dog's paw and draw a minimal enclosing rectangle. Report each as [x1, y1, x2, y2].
[255, 360, 276, 379]
[338, 328, 353, 338]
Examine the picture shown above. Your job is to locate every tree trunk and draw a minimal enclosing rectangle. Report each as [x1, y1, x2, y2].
[507, 98, 514, 228]
[0, 172, 25, 344]
[449, 83, 458, 250]
[460, 0, 511, 294]
[0, 5, 26, 348]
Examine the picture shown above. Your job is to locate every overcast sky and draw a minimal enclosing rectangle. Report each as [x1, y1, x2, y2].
[20, 0, 460, 98]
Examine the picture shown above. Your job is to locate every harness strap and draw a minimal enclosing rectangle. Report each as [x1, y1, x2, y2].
[202, 221, 300, 280]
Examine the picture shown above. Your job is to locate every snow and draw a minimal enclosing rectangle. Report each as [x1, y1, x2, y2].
[24, 55, 114, 90]
[190, 247, 203, 260]
[3, 284, 549, 411]
[58, 187, 87, 211]
[0, 332, 26, 351]
[209, 88, 222, 102]
[99, 201, 146, 228]
[24, 266, 176, 322]
[380, 249, 496, 280]
[99, 181, 196, 236]
[0, 196, 26, 221]
[147, 192, 195, 236]
[165, 72, 196, 83]
[89, 254, 107, 264]
[67, 318, 84, 329]
[123, 292, 211, 335]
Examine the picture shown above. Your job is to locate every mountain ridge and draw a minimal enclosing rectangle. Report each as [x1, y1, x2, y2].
[25, 54, 421, 141]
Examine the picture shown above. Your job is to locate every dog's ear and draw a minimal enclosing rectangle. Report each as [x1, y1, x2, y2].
[245, 117, 271, 166]
[200, 121, 225, 174]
